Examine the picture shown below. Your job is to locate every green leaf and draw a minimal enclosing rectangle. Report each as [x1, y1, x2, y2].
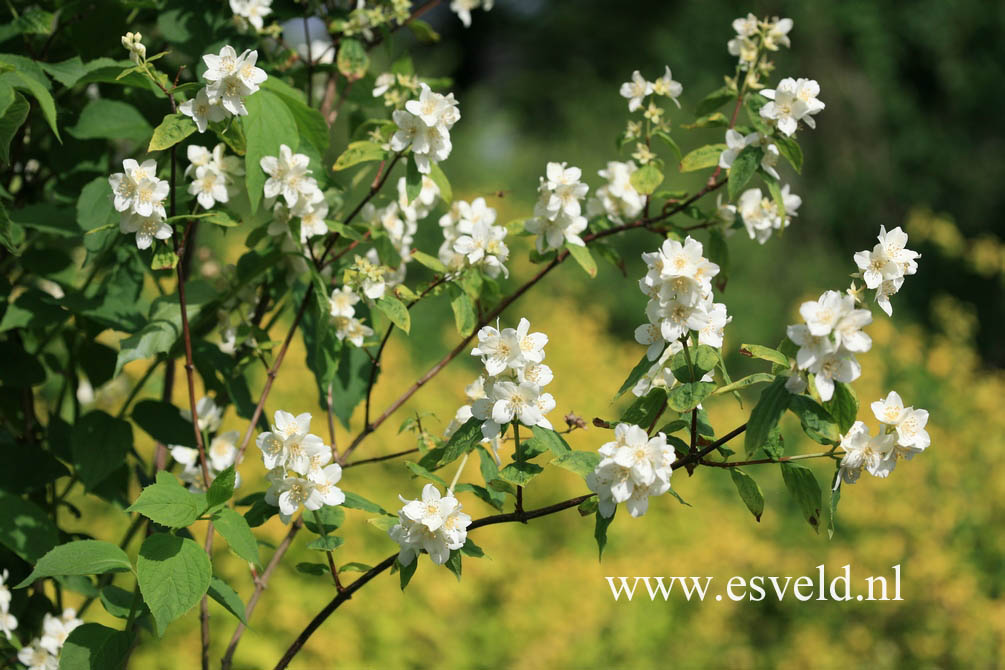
[695, 86, 736, 116]
[0, 70, 59, 141]
[680, 143, 726, 172]
[127, 471, 202, 528]
[789, 395, 840, 444]
[0, 91, 28, 164]
[744, 377, 791, 456]
[666, 381, 716, 412]
[303, 506, 346, 534]
[729, 469, 765, 522]
[404, 461, 447, 486]
[398, 557, 417, 590]
[208, 576, 248, 625]
[774, 134, 803, 173]
[332, 140, 387, 171]
[205, 466, 236, 510]
[825, 382, 858, 433]
[595, 508, 615, 561]
[412, 250, 447, 273]
[375, 294, 410, 333]
[740, 343, 790, 367]
[713, 372, 775, 395]
[67, 98, 150, 144]
[132, 400, 195, 448]
[652, 130, 681, 160]
[670, 344, 718, 382]
[98, 585, 138, 619]
[260, 77, 329, 153]
[620, 388, 667, 426]
[342, 491, 390, 515]
[306, 536, 344, 551]
[58, 623, 132, 670]
[212, 508, 261, 568]
[550, 451, 602, 477]
[531, 425, 572, 456]
[0, 490, 58, 563]
[681, 112, 729, 129]
[628, 163, 663, 195]
[407, 18, 441, 43]
[828, 483, 841, 539]
[423, 417, 482, 470]
[244, 89, 299, 213]
[444, 550, 462, 581]
[499, 461, 544, 486]
[405, 154, 422, 203]
[615, 350, 657, 398]
[449, 286, 476, 336]
[460, 537, 484, 558]
[39, 56, 121, 88]
[429, 161, 452, 203]
[72, 410, 133, 490]
[147, 113, 196, 152]
[339, 562, 372, 573]
[780, 463, 822, 532]
[336, 38, 369, 80]
[137, 534, 212, 636]
[151, 248, 178, 271]
[17, 540, 131, 588]
[565, 242, 597, 278]
[727, 145, 761, 201]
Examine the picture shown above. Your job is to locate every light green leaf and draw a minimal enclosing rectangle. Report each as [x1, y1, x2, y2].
[17, 540, 131, 588]
[774, 134, 803, 173]
[0, 70, 59, 140]
[375, 294, 410, 333]
[615, 350, 657, 398]
[137, 534, 212, 636]
[550, 450, 601, 477]
[499, 461, 544, 486]
[531, 425, 572, 456]
[127, 471, 202, 528]
[565, 241, 597, 277]
[629, 163, 663, 195]
[428, 161, 452, 203]
[667, 381, 716, 412]
[405, 154, 422, 203]
[713, 372, 775, 395]
[449, 286, 476, 336]
[67, 98, 150, 144]
[212, 508, 261, 567]
[342, 491, 390, 516]
[679, 143, 726, 172]
[208, 576, 248, 625]
[727, 145, 761, 201]
[740, 343, 790, 367]
[148, 113, 196, 152]
[244, 89, 298, 213]
[260, 77, 329, 153]
[307, 536, 344, 551]
[336, 38, 369, 80]
[332, 140, 386, 171]
[404, 461, 448, 486]
[412, 249, 447, 273]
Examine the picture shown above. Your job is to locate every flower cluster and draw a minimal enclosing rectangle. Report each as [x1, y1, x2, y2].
[180, 46, 267, 132]
[262, 144, 329, 244]
[390, 83, 460, 174]
[257, 410, 344, 523]
[736, 184, 801, 244]
[759, 77, 825, 137]
[727, 13, 792, 84]
[450, 0, 494, 27]
[525, 162, 589, 253]
[836, 391, 931, 487]
[619, 66, 682, 112]
[635, 236, 729, 359]
[853, 225, 920, 316]
[467, 318, 555, 440]
[120, 31, 145, 63]
[587, 161, 645, 224]
[438, 197, 510, 278]
[786, 290, 872, 401]
[329, 286, 375, 347]
[17, 608, 82, 670]
[587, 423, 676, 518]
[171, 431, 240, 492]
[372, 71, 422, 108]
[186, 143, 244, 210]
[389, 484, 472, 565]
[719, 129, 780, 179]
[109, 158, 172, 250]
[0, 570, 15, 641]
[230, 0, 272, 32]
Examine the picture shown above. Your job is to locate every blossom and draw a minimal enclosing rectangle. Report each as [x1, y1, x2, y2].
[260, 144, 317, 209]
[0, 569, 15, 641]
[390, 484, 471, 565]
[265, 473, 324, 523]
[619, 70, 651, 112]
[121, 31, 145, 63]
[188, 165, 229, 209]
[450, 0, 494, 27]
[390, 83, 460, 174]
[230, 0, 272, 31]
[334, 315, 374, 347]
[329, 287, 359, 319]
[179, 87, 227, 133]
[760, 77, 825, 136]
[202, 46, 267, 116]
[587, 161, 645, 224]
[180, 395, 223, 433]
[853, 226, 920, 314]
[453, 219, 510, 279]
[650, 66, 683, 106]
[525, 161, 589, 252]
[719, 130, 780, 180]
[587, 423, 676, 518]
[119, 213, 172, 250]
[736, 185, 800, 244]
[837, 421, 896, 486]
[18, 641, 57, 670]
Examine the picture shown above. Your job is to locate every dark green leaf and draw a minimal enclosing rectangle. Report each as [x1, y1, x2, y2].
[58, 623, 132, 670]
[137, 534, 212, 636]
[789, 395, 840, 444]
[208, 576, 247, 625]
[780, 463, 822, 532]
[132, 400, 195, 448]
[67, 98, 150, 144]
[17, 540, 131, 588]
[620, 388, 666, 426]
[727, 145, 761, 201]
[398, 557, 417, 590]
[695, 86, 736, 116]
[595, 508, 615, 561]
[825, 382, 858, 433]
[498, 460, 544, 486]
[72, 410, 133, 490]
[666, 381, 716, 412]
[744, 377, 790, 456]
[729, 469, 764, 522]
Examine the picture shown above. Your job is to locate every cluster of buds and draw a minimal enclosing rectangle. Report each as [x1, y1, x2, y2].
[120, 31, 146, 64]
[725, 13, 792, 90]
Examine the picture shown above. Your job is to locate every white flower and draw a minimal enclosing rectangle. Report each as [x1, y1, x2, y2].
[334, 315, 374, 347]
[650, 66, 683, 106]
[203, 45, 243, 82]
[853, 243, 899, 289]
[786, 323, 836, 371]
[266, 473, 324, 523]
[372, 72, 395, 98]
[188, 165, 229, 209]
[587, 160, 644, 224]
[18, 641, 57, 670]
[736, 185, 799, 244]
[179, 87, 227, 133]
[489, 381, 550, 429]
[619, 70, 651, 112]
[0, 608, 15, 641]
[872, 390, 907, 426]
[454, 219, 510, 279]
[450, 0, 494, 27]
[471, 324, 523, 376]
[894, 406, 930, 452]
[329, 287, 359, 319]
[698, 302, 731, 348]
[208, 430, 239, 472]
[877, 225, 920, 276]
[181, 396, 223, 433]
[260, 144, 321, 210]
[202, 47, 267, 116]
[313, 463, 346, 505]
[837, 421, 896, 486]
[281, 16, 334, 64]
[587, 424, 676, 518]
[39, 608, 82, 656]
[811, 350, 861, 402]
[390, 484, 471, 565]
[230, 0, 272, 31]
[391, 84, 460, 174]
[764, 17, 794, 50]
[119, 213, 172, 250]
[799, 289, 850, 337]
[760, 77, 824, 136]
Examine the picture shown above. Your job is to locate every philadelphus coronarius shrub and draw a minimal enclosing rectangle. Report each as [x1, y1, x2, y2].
[0, 3, 932, 669]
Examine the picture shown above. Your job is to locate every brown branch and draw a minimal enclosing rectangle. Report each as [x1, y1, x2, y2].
[221, 516, 304, 670]
[343, 447, 420, 469]
[673, 422, 747, 470]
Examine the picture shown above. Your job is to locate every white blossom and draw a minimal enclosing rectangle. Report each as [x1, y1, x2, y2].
[650, 65, 683, 107]
[587, 160, 644, 224]
[450, 0, 494, 27]
[837, 421, 896, 486]
[587, 423, 676, 518]
[390, 484, 471, 565]
[179, 87, 227, 133]
[760, 77, 825, 136]
[390, 83, 459, 174]
[619, 70, 651, 112]
[230, 0, 272, 31]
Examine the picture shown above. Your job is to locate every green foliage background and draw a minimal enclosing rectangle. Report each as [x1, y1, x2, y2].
[2, 1, 1003, 668]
